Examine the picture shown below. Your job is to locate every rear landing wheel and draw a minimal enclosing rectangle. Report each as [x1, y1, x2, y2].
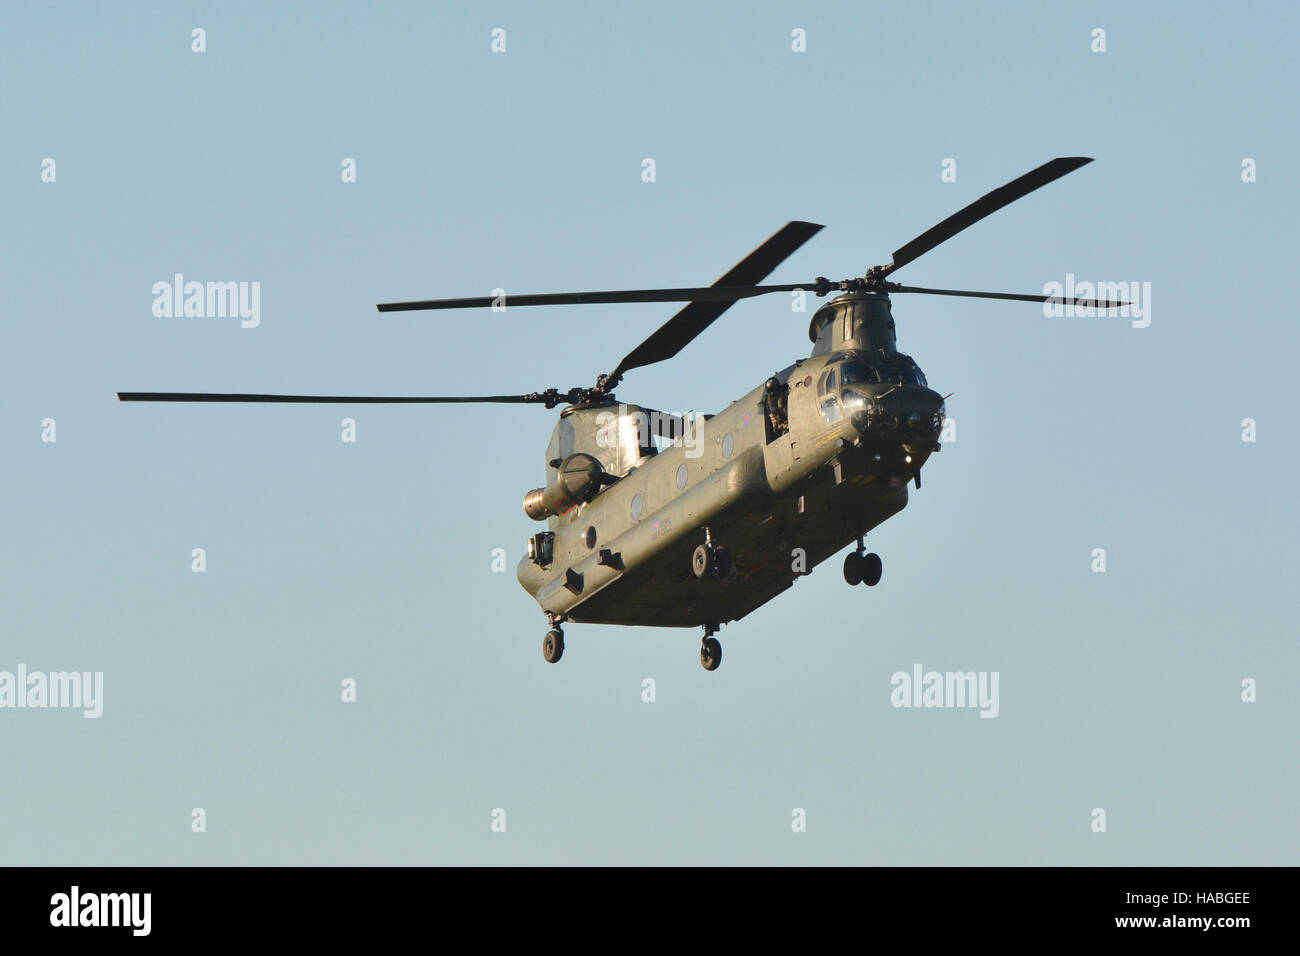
[700, 636, 722, 671]
[861, 552, 882, 587]
[543, 629, 565, 663]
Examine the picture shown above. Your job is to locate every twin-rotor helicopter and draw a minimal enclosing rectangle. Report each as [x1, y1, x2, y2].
[120, 157, 1124, 671]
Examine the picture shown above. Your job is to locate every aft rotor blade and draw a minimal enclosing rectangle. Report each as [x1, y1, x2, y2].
[375, 221, 822, 314]
[882, 157, 1093, 276]
[645, 412, 694, 442]
[117, 392, 556, 404]
[606, 221, 824, 382]
[890, 284, 1128, 309]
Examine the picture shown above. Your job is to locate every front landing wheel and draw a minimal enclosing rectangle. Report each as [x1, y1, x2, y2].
[843, 551, 864, 586]
[543, 629, 565, 663]
[861, 552, 882, 587]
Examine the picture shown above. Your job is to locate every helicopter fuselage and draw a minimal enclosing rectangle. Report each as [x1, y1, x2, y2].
[516, 292, 945, 630]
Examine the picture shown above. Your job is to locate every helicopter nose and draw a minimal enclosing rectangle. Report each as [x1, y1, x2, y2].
[847, 386, 945, 445]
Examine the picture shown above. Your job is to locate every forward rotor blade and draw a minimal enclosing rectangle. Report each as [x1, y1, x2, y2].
[375, 221, 823, 314]
[117, 392, 555, 404]
[380, 287, 763, 311]
[882, 157, 1093, 276]
[890, 284, 1128, 309]
[607, 221, 824, 382]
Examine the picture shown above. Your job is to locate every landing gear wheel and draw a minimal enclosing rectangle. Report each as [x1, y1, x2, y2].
[714, 547, 733, 579]
[692, 544, 716, 579]
[843, 551, 864, 586]
[542, 629, 565, 663]
[861, 552, 882, 587]
[700, 636, 722, 671]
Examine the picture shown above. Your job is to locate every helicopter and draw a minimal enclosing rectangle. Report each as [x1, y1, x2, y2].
[119, 157, 1125, 671]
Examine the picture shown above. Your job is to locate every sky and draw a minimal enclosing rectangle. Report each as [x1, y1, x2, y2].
[2, 0, 1297, 865]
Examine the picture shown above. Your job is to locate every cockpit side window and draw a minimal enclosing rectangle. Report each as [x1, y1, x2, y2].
[820, 395, 843, 425]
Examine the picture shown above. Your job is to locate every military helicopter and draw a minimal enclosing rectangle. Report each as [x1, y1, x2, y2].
[120, 157, 1124, 671]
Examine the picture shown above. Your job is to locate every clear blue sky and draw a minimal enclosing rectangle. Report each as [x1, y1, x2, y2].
[2, 0, 1296, 864]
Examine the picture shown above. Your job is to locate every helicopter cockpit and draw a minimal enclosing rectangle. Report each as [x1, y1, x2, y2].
[817, 350, 942, 442]
[820, 349, 929, 389]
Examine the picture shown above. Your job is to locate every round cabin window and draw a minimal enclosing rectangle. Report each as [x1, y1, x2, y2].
[585, 526, 597, 549]
[630, 494, 643, 520]
[676, 464, 688, 490]
[721, 433, 734, 459]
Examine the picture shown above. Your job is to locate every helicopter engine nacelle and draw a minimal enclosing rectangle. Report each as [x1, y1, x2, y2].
[523, 453, 605, 520]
